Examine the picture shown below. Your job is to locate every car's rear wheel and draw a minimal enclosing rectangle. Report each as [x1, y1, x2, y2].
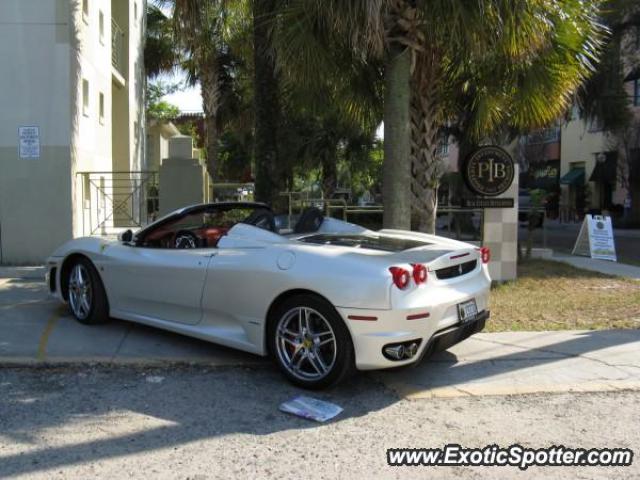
[269, 294, 354, 389]
[67, 258, 109, 325]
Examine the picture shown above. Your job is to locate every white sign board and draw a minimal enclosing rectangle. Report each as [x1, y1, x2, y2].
[18, 126, 40, 159]
[572, 214, 617, 262]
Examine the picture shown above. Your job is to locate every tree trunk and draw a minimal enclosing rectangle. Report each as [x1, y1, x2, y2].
[321, 150, 338, 201]
[382, 45, 412, 230]
[410, 49, 443, 234]
[253, 0, 282, 209]
[200, 54, 219, 181]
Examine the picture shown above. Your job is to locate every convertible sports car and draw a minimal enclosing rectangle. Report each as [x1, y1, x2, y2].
[47, 202, 491, 389]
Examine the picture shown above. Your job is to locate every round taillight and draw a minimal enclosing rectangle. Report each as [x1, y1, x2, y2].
[389, 266, 410, 289]
[412, 264, 427, 284]
[480, 247, 491, 264]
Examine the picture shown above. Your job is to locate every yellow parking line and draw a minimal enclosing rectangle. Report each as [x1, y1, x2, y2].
[37, 307, 65, 361]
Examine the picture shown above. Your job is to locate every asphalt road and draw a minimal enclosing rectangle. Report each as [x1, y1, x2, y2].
[0, 366, 638, 479]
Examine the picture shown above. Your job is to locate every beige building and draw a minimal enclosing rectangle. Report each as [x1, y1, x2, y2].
[0, 0, 146, 264]
[146, 119, 180, 172]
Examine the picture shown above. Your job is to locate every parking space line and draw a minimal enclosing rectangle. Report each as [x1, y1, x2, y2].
[37, 307, 65, 361]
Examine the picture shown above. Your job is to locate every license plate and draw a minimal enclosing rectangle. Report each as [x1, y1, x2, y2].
[457, 299, 478, 323]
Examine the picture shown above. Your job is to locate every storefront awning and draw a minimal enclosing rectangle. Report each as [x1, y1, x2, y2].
[560, 168, 585, 185]
[624, 66, 640, 82]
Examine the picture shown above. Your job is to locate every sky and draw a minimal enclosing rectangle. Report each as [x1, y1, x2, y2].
[161, 74, 203, 113]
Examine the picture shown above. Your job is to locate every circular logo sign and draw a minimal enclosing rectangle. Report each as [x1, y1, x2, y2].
[463, 146, 515, 197]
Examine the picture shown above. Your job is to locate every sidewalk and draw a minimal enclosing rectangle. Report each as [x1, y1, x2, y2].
[552, 253, 640, 280]
[544, 219, 640, 239]
[376, 329, 640, 398]
[1, 266, 639, 398]
[0, 266, 264, 366]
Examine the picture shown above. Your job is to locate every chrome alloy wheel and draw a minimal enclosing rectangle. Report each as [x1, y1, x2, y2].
[68, 264, 92, 320]
[275, 307, 337, 381]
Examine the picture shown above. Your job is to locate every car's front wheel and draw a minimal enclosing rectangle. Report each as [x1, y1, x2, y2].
[269, 294, 354, 389]
[66, 258, 109, 325]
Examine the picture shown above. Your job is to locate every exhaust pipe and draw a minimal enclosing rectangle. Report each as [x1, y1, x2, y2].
[384, 345, 405, 360]
[383, 340, 421, 361]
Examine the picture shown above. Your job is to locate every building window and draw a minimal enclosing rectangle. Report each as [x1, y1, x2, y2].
[99, 10, 104, 44]
[437, 134, 449, 156]
[134, 2, 138, 21]
[82, 0, 89, 23]
[82, 79, 90, 116]
[634, 79, 640, 107]
[99, 92, 104, 124]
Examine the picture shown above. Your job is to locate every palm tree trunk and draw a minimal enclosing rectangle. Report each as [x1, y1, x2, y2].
[200, 53, 219, 180]
[321, 149, 338, 201]
[253, 0, 282, 208]
[382, 45, 411, 230]
[410, 49, 443, 234]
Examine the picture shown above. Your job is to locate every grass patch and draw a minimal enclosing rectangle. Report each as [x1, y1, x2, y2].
[488, 259, 640, 331]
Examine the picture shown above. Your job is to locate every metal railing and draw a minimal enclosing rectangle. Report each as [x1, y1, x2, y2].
[77, 171, 159, 236]
[111, 18, 125, 75]
[437, 207, 484, 242]
[279, 191, 489, 239]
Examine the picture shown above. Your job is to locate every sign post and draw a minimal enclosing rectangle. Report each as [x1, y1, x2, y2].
[462, 146, 518, 281]
[572, 215, 617, 262]
[463, 146, 515, 198]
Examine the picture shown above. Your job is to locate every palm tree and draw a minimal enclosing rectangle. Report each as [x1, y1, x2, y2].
[168, 0, 228, 179]
[410, 0, 606, 233]
[274, 0, 421, 228]
[144, 5, 179, 79]
[275, 0, 607, 231]
[253, 0, 284, 208]
[270, 1, 384, 204]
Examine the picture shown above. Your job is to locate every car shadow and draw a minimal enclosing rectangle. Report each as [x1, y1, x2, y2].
[0, 363, 396, 478]
[377, 329, 640, 393]
[2, 256, 638, 476]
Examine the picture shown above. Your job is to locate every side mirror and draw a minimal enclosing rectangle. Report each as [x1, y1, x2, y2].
[119, 229, 133, 243]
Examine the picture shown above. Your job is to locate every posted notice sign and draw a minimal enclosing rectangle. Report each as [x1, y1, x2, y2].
[572, 214, 617, 262]
[18, 126, 40, 159]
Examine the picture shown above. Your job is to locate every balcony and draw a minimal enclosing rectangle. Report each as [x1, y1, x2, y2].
[111, 18, 126, 81]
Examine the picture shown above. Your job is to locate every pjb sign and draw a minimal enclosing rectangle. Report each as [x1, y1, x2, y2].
[463, 146, 515, 197]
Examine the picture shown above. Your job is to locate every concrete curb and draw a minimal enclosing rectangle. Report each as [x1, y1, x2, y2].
[2, 266, 640, 400]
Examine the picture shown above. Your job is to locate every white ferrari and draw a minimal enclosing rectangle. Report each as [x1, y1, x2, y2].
[47, 202, 491, 388]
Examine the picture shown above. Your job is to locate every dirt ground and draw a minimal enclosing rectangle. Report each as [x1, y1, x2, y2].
[0, 365, 637, 479]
